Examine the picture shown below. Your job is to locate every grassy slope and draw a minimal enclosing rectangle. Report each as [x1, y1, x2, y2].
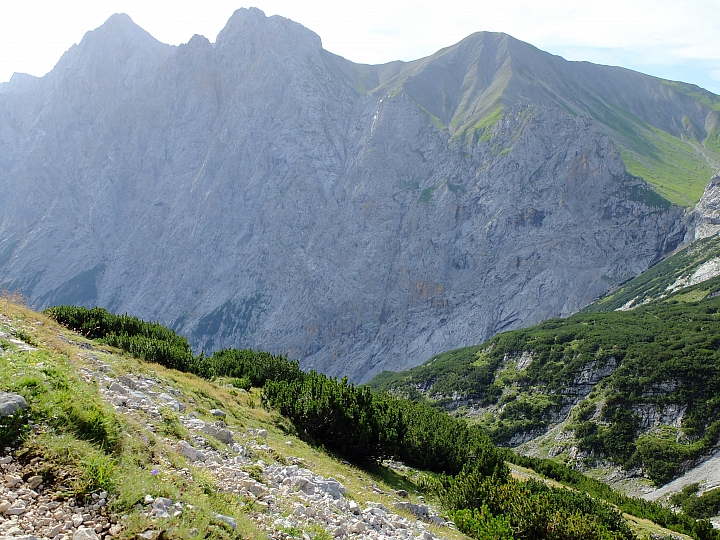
[0, 298, 471, 540]
[584, 234, 720, 313]
[1, 297, 709, 538]
[399, 51, 719, 206]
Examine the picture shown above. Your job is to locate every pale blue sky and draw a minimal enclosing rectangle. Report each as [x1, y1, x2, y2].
[2, 0, 719, 94]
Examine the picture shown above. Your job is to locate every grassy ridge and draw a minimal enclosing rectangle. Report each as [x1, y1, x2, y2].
[584, 235, 720, 313]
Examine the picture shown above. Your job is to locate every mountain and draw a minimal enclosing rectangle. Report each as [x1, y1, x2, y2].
[370, 219, 720, 491]
[0, 9, 717, 382]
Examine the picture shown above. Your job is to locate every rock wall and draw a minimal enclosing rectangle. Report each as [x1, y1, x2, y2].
[0, 10, 688, 381]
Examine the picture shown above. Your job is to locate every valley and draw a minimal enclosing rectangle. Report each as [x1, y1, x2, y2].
[370, 209, 720, 518]
[3, 6, 720, 538]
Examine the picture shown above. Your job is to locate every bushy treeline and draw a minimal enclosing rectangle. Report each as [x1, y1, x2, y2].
[43, 306, 297, 384]
[262, 371, 505, 477]
[45, 306, 196, 372]
[262, 370, 639, 540]
[197, 348, 304, 386]
[429, 470, 634, 540]
[507, 453, 718, 540]
[671, 483, 720, 521]
[372, 287, 720, 484]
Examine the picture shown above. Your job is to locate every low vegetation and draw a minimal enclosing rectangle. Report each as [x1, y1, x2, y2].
[32, 302, 720, 539]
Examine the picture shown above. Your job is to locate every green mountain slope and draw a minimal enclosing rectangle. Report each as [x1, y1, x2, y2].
[328, 32, 720, 205]
[370, 236, 720, 486]
[585, 234, 720, 312]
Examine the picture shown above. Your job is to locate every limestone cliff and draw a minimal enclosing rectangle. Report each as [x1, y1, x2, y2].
[0, 9, 706, 381]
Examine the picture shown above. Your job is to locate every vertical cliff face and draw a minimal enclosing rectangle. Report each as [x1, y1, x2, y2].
[0, 9, 700, 381]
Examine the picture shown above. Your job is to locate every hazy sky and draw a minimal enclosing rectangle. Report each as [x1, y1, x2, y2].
[2, 0, 719, 94]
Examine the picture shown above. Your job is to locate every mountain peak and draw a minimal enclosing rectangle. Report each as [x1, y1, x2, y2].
[103, 12, 136, 29]
[215, 6, 322, 58]
[47, 11, 173, 92]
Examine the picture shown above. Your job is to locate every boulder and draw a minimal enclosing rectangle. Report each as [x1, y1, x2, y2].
[200, 424, 234, 444]
[175, 440, 206, 462]
[0, 392, 27, 417]
[215, 514, 236, 530]
[73, 527, 100, 540]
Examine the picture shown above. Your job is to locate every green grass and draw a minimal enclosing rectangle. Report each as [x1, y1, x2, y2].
[659, 80, 720, 113]
[619, 126, 715, 206]
[451, 105, 504, 144]
[418, 186, 438, 204]
[409, 98, 447, 132]
[0, 301, 264, 539]
[705, 129, 720, 156]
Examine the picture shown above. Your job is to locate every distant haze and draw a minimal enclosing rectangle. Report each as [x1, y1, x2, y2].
[1, 0, 720, 93]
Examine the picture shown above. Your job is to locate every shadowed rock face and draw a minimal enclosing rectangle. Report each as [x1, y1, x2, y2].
[0, 9, 692, 381]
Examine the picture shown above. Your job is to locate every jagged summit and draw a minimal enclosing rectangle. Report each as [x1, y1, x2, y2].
[46, 12, 173, 94]
[216, 7, 322, 59]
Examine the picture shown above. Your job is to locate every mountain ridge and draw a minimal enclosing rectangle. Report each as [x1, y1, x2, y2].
[0, 8, 714, 382]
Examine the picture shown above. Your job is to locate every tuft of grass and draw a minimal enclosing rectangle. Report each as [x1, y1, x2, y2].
[158, 407, 191, 439]
[418, 186, 438, 204]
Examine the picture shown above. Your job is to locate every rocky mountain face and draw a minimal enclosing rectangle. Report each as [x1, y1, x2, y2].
[0, 9, 713, 381]
[689, 173, 720, 240]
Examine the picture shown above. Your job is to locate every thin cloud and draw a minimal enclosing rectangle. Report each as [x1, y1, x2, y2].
[0, 0, 718, 93]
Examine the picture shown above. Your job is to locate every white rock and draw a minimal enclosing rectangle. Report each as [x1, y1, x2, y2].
[349, 520, 366, 533]
[73, 527, 100, 540]
[175, 441, 206, 462]
[215, 514, 236, 530]
[6, 500, 27, 515]
[26, 476, 42, 489]
[157, 393, 185, 412]
[3, 474, 21, 487]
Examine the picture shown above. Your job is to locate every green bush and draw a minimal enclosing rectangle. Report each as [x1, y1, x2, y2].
[0, 408, 30, 448]
[231, 377, 252, 391]
[429, 470, 634, 540]
[683, 487, 720, 519]
[262, 372, 506, 477]
[45, 306, 195, 372]
[507, 452, 718, 540]
[452, 506, 513, 540]
[200, 348, 303, 386]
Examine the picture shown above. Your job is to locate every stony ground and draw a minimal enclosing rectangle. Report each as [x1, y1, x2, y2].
[0, 316, 454, 540]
